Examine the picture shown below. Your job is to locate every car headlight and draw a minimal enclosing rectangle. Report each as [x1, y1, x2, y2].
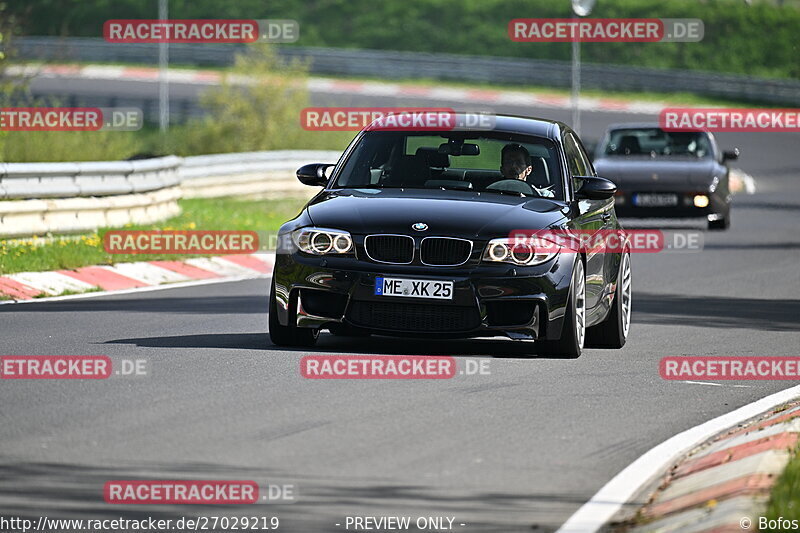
[482, 237, 559, 266]
[292, 227, 354, 255]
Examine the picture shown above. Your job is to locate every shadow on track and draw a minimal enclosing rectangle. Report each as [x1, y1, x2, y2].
[105, 331, 551, 359]
[0, 295, 268, 315]
[0, 457, 593, 532]
[633, 292, 800, 331]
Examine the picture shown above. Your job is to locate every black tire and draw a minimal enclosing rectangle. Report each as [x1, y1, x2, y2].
[586, 253, 631, 349]
[708, 215, 730, 231]
[268, 281, 319, 347]
[536, 259, 585, 359]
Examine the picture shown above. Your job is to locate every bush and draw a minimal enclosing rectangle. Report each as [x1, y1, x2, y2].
[172, 44, 313, 155]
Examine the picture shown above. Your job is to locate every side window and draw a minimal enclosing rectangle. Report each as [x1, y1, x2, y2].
[563, 134, 589, 195]
[564, 134, 592, 176]
[573, 135, 596, 176]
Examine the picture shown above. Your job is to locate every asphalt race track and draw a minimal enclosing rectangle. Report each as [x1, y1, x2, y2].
[1, 76, 799, 531]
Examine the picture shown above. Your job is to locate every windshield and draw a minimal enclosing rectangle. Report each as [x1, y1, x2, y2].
[602, 127, 714, 158]
[334, 131, 565, 200]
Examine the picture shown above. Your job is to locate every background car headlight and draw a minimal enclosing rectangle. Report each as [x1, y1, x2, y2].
[482, 237, 559, 266]
[293, 228, 354, 255]
[693, 194, 710, 208]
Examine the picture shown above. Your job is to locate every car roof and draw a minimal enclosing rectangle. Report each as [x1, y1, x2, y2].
[604, 122, 711, 134]
[605, 123, 661, 130]
[486, 114, 565, 138]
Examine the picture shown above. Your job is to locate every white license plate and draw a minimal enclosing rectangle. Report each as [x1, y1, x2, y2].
[633, 193, 679, 207]
[374, 277, 453, 300]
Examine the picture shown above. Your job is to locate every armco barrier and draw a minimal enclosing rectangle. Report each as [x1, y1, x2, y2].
[14, 36, 800, 106]
[0, 150, 342, 238]
[179, 150, 341, 198]
[0, 156, 182, 200]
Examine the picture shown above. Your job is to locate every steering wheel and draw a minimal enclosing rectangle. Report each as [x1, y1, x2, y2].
[486, 179, 535, 196]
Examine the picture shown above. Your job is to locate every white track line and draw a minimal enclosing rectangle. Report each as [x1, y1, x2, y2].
[682, 380, 722, 386]
[556, 384, 800, 533]
[0, 275, 271, 305]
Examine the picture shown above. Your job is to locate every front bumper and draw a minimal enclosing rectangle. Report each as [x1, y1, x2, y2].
[614, 190, 729, 218]
[272, 251, 576, 340]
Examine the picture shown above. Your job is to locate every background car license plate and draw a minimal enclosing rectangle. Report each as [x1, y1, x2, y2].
[633, 193, 679, 207]
[375, 277, 453, 300]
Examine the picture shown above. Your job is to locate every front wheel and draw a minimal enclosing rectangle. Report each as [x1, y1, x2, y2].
[268, 281, 319, 347]
[536, 259, 585, 358]
[586, 252, 631, 348]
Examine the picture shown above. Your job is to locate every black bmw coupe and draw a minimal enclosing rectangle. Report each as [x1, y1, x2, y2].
[269, 114, 632, 358]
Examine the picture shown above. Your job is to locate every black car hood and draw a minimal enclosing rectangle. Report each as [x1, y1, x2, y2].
[305, 188, 568, 238]
[594, 157, 720, 189]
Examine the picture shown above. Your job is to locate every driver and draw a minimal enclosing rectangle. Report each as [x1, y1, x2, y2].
[500, 143, 554, 197]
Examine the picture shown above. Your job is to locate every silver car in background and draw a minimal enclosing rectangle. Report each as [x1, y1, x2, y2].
[593, 124, 739, 230]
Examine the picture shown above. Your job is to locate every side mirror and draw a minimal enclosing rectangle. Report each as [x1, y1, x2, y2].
[574, 176, 617, 200]
[722, 148, 740, 162]
[296, 163, 333, 187]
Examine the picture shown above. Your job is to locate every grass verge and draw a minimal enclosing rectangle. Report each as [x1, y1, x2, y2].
[0, 196, 309, 275]
[764, 437, 800, 522]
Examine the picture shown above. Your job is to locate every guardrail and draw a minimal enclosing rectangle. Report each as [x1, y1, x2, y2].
[180, 150, 342, 180]
[12, 36, 800, 106]
[0, 150, 342, 238]
[0, 156, 182, 200]
[179, 150, 342, 199]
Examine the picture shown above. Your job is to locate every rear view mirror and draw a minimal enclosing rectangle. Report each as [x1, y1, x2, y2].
[574, 176, 617, 200]
[438, 142, 480, 156]
[461, 143, 480, 156]
[296, 163, 333, 186]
